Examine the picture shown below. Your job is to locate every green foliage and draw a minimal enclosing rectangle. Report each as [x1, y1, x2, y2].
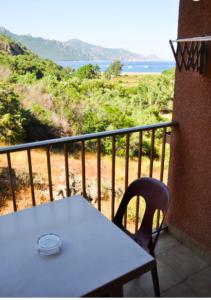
[35, 70, 174, 156]
[105, 60, 123, 78]
[0, 39, 68, 83]
[74, 64, 100, 80]
[156, 68, 175, 112]
[136, 70, 175, 113]
[31, 103, 53, 125]
[0, 33, 175, 155]
[11, 72, 37, 84]
[0, 82, 59, 144]
[81, 97, 135, 134]
[0, 82, 27, 143]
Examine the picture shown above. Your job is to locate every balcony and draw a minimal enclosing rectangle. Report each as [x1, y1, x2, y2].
[124, 231, 211, 297]
[0, 121, 173, 223]
[0, 121, 210, 297]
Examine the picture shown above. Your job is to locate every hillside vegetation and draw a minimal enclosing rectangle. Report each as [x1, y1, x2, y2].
[0, 33, 175, 156]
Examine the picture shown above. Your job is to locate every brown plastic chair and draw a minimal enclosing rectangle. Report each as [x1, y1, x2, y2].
[113, 177, 171, 297]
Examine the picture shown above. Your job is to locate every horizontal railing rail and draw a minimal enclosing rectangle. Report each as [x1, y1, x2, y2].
[0, 121, 175, 154]
[0, 121, 177, 233]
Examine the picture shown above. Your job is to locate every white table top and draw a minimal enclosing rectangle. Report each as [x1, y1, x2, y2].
[0, 196, 154, 297]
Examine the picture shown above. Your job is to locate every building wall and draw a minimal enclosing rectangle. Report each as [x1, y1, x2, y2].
[168, 0, 211, 253]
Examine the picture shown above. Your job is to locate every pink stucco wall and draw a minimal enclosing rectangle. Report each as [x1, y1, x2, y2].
[168, 0, 211, 252]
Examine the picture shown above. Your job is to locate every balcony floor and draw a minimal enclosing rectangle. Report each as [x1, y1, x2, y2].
[123, 231, 211, 297]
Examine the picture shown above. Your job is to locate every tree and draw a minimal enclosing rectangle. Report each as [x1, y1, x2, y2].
[105, 60, 123, 78]
[75, 64, 100, 79]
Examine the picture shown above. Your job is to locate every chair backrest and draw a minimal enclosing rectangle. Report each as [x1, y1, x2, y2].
[113, 177, 170, 255]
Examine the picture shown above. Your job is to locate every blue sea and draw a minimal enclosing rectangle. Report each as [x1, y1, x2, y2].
[57, 60, 175, 74]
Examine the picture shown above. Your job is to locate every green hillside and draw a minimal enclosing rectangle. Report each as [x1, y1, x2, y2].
[0, 33, 174, 157]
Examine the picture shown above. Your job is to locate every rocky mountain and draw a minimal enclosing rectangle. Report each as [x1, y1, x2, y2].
[0, 26, 160, 61]
[0, 33, 26, 56]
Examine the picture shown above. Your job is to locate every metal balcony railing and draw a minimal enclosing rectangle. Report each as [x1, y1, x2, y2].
[0, 121, 175, 232]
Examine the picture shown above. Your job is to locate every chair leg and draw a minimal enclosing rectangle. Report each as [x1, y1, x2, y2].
[151, 263, 160, 297]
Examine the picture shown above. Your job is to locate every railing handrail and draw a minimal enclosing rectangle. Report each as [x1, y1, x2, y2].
[0, 121, 176, 154]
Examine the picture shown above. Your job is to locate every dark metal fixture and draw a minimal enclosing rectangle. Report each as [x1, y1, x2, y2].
[169, 36, 209, 74]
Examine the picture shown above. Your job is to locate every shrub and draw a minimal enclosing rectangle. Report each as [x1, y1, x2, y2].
[0, 82, 27, 143]
[105, 60, 123, 78]
[74, 64, 100, 80]
[0, 82, 59, 144]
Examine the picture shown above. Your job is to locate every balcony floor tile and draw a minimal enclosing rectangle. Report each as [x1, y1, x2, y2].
[161, 282, 196, 297]
[133, 258, 182, 296]
[186, 266, 211, 297]
[123, 281, 146, 297]
[123, 231, 211, 297]
[155, 231, 180, 255]
[158, 242, 209, 280]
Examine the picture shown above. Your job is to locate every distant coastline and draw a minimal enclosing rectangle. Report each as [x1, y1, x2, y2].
[57, 60, 175, 74]
[121, 72, 161, 75]
[0, 27, 161, 62]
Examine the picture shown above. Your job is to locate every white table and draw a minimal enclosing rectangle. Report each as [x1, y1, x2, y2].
[0, 196, 155, 297]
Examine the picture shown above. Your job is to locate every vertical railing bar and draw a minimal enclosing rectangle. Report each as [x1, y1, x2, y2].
[46, 147, 53, 201]
[124, 133, 130, 228]
[149, 129, 155, 177]
[27, 149, 36, 206]
[64, 144, 70, 197]
[81, 140, 86, 197]
[111, 135, 116, 220]
[160, 127, 166, 182]
[97, 138, 101, 211]
[135, 131, 143, 232]
[137, 131, 143, 179]
[156, 127, 167, 230]
[6, 153, 17, 211]
[125, 133, 130, 188]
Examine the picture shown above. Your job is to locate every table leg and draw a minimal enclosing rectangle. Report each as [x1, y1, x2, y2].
[109, 285, 123, 297]
[151, 262, 160, 297]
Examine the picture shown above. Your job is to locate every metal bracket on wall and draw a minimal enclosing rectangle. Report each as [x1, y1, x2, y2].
[169, 36, 209, 75]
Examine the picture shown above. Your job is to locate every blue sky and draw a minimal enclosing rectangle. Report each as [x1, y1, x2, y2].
[0, 0, 179, 60]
